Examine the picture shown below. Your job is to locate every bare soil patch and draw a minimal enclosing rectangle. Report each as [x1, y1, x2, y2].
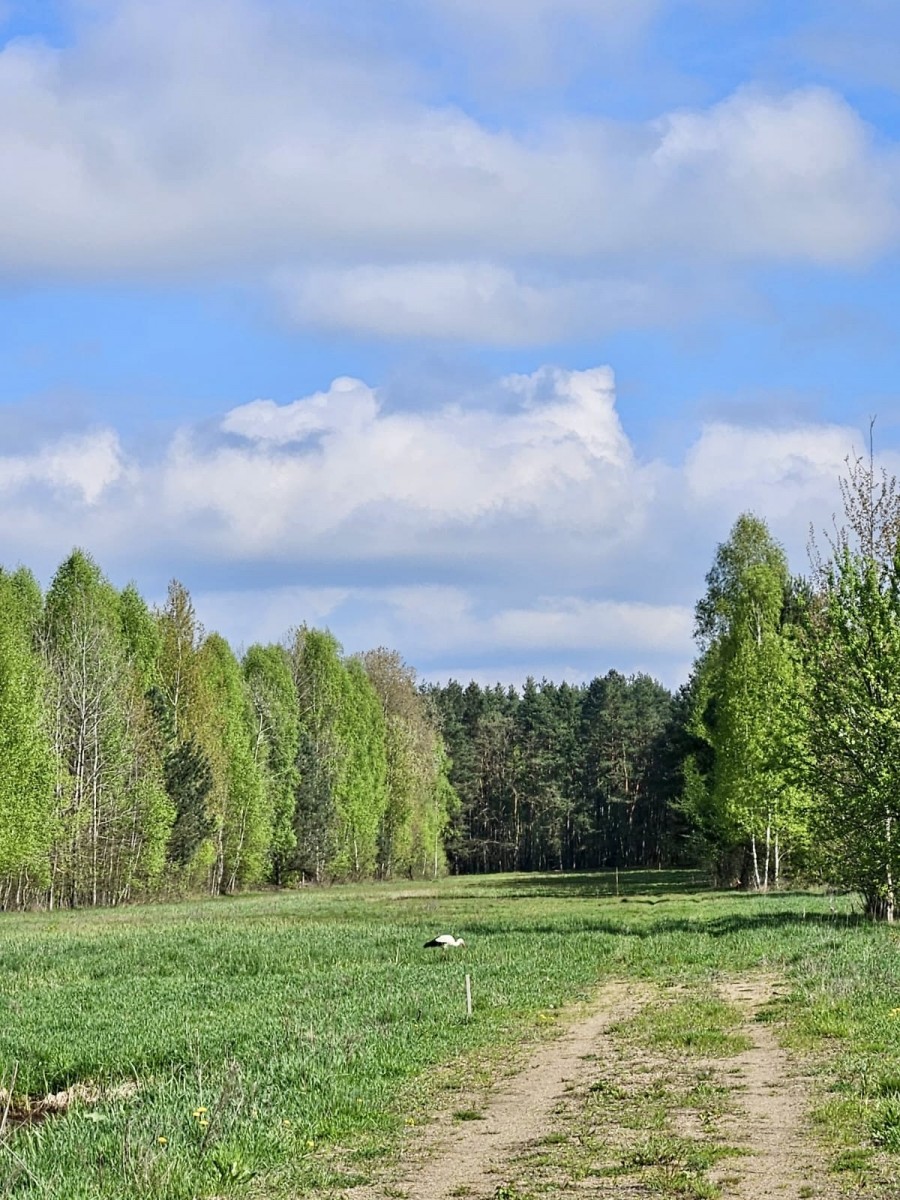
[712, 977, 839, 1200]
[0, 1079, 138, 1131]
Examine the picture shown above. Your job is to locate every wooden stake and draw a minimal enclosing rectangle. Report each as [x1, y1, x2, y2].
[465, 974, 472, 1019]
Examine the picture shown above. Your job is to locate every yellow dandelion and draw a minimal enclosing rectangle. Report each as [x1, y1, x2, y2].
[157, 1136, 168, 1146]
[198, 1120, 209, 1129]
[193, 1106, 208, 1117]
[890, 1007, 900, 1017]
[282, 1118, 292, 1128]
[306, 1139, 315, 1149]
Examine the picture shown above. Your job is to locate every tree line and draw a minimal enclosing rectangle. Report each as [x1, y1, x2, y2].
[0, 552, 455, 909]
[0, 550, 691, 911]
[4, 441, 900, 920]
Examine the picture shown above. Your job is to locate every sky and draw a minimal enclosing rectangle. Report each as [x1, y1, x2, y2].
[2, 0, 900, 691]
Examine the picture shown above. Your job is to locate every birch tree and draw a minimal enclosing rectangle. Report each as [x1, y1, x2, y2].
[690, 515, 810, 889]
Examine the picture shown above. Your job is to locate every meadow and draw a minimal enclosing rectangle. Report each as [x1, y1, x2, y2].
[1, 871, 899, 1198]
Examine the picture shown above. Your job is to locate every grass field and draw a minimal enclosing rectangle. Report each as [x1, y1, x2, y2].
[1, 871, 899, 1198]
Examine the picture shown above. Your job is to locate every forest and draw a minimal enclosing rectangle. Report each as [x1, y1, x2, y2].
[0, 453, 899, 919]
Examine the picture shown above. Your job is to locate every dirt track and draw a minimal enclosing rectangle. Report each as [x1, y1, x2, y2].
[350, 976, 839, 1200]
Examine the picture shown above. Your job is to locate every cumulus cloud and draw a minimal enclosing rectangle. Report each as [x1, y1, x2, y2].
[0, 2, 897, 340]
[650, 87, 899, 263]
[162, 366, 646, 568]
[685, 422, 859, 516]
[0, 362, 880, 684]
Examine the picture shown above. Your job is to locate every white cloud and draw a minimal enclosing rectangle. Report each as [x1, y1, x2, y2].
[650, 87, 899, 263]
[0, 3, 897, 340]
[374, 586, 693, 657]
[685, 422, 862, 517]
[277, 262, 685, 345]
[494, 598, 693, 653]
[190, 581, 695, 688]
[0, 364, 883, 684]
[0, 429, 126, 504]
[165, 366, 642, 558]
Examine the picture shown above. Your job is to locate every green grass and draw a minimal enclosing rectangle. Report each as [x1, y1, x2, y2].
[0, 872, 897, 1197]
[615, 996, 751, 1056]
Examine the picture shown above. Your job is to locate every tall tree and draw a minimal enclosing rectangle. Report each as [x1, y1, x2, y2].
[0, 570, 56, 906]
[359, 648, 456, 879]
[198, 634, 270, 893]
[153, 581, 215, 879]
[289, 626, 346, 882]
[43, 551, 172, 906]
[330, 658, 388, 879]
[243, 644, 300, 884]
[688, 515, 810, 888]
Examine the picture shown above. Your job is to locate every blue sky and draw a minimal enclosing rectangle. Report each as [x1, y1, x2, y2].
[2, 0, 900, 689]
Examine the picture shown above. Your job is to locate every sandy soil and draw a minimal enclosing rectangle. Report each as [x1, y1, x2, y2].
[349, 981, 642, 1200]
[713, 976, 838, 1200]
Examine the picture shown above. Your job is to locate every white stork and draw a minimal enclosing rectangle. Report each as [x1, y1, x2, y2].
[423, 934, 466, 949]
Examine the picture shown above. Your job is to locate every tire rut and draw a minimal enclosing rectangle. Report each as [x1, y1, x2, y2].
[714, 976, 837, 1200]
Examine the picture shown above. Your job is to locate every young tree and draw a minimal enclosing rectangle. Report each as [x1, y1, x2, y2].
[329, 658, 388, 878]
[153, 581, 216, 880]
[197, 634, 270, 893]
[289, 626, 346, 882]
[359, 648, 456, 879]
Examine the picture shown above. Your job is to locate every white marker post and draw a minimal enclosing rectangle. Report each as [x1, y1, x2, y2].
[465, 974, 472, 1019]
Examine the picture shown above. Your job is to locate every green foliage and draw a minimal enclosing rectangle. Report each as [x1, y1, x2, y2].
[803, 448, 900, 921]
[430, 672, 677, 874]
[198, 634, 270, 893]
[243, 644, 301, 884]
[359, 648, 456, 879]
[806, 546, 900, 918]
[330, 658, 388, 878]
[0, 570, 56, 892]
[42, 550, 174, 906]
[686, 515, 811, 888]
[290, 626, 347, 881]
[119, 582, 162, 693]
[164, 737, 215, 867]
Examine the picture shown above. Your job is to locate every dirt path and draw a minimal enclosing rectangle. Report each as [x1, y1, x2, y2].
[715, 977, 834, 1200]
[349, 976, 840, 1200]
[350, 982, 642, 1200]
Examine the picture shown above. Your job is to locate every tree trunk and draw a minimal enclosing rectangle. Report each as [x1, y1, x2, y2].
[750, 833, 762, 891]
